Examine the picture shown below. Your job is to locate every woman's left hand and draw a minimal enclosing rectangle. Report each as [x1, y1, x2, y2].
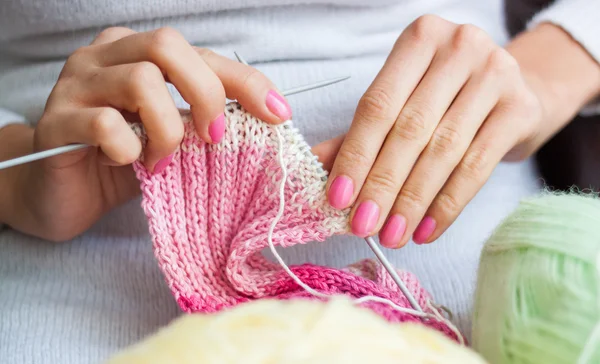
[314, 15, 543, 248]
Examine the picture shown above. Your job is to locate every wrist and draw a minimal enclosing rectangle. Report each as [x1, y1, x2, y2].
[0, 124, 36, 228]
[506, 23, 600, 131]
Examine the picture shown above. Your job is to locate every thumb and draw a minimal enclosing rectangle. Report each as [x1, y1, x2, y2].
[311, 134, 345, 172]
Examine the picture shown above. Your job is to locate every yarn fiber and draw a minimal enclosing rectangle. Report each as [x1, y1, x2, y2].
[132, 103, 460, 340]
[105, 298, 485, 364]
[472, 192, 600, 363]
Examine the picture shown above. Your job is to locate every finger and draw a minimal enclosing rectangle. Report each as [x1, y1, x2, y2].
[326, 15, 450, 214]
[83, 63, 183, 170]
[350, 24, 490, 238]
[91, 27, 137, 45]
[417, 106, 523, 245]
[311, 134, 346, 172]
[35, 107, 141, 166]
[93, 27, 226, 143]
[197, 48, 292, 124]
[378, 57, 502, 248]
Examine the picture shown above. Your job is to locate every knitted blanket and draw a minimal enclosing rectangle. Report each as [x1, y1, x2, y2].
[133, 103, 461, 341]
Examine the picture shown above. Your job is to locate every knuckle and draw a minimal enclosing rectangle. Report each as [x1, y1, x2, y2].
[195, 47, 214, 58]
[122, 148, 142, 164]
[111, 144, 141, 165]
[434, 191, 461, 217]
[128, 62, 163, 91]
[409, 14, 441, 42]
[460, 146, 489, 181]
[355, 87, 395, 126]
[367, 168, 399, 193]
[429, 124, 462, 157]
[148, 27, 184, 57]
[486, 48, 519, 76]
[336, 138, 371, 168]
[91, 108, 122, 140]
[452, 24, 487, 51]
[398, 184, 425, 210]
[240, 67, 263, 90]
[62, 47, 91, 77]
[392, 105, 430, 141]
[96, 27, 132, 41]
[160, 123, 185, 149]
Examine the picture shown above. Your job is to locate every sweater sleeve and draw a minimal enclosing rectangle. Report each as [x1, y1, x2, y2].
[527, 0, 600, 115]
[0, 107, 26, 130]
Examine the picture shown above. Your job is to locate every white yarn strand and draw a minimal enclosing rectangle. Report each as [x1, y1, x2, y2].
[267, 127, 465, 344]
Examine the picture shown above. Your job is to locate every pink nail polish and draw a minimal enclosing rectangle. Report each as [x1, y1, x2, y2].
[379, 214, 407, 248]
[209, 113, 225, 143]
[153, 154, 173, 174]
[413, 216, 436, 244]
[266, 90, 292, 121]
[328, 175, 354, 209]
[351, 200, 380, 238]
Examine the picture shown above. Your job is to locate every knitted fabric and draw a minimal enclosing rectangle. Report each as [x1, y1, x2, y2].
[133, 103, 461, 341]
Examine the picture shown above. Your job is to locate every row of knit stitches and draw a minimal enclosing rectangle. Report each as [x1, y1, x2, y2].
[225, 105, 350, 298]
[133, 103, 461, 343]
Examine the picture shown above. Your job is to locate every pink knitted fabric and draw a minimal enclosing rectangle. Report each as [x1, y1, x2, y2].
[133, 103, 461, 341]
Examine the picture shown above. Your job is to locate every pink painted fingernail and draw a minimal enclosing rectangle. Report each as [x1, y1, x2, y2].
[351, 200, 380, 238]
[209, 113, 225, 143]
[379, 214, 407, 248]
[413, 216, 436, 244]
[153, 154, 173, 174]
[328, 175, 354, 209]
[266, 90, 292, 121]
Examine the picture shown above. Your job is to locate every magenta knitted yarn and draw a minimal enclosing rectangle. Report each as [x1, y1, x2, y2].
[133, 103, 461, 342]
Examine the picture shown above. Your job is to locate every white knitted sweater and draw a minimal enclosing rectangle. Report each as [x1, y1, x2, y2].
[0, 0, 598, 363]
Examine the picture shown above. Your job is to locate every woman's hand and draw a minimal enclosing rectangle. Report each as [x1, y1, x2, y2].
[315, 15, 545, 248]
[11, 26, 291, 241]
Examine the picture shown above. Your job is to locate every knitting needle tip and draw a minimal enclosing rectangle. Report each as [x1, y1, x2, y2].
[281, 76, 350, 97]
[233, 51, 249, 65]
[364, 236, 424, 313]
[233, 51, 350, 96]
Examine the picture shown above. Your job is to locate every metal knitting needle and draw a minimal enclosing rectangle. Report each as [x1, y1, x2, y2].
[233, 51, 248, 65]
[236, 51, 424, 314]
[235, 52, 352, 96]
[364, 236, 424, 312]
[0, 76, 350, 171]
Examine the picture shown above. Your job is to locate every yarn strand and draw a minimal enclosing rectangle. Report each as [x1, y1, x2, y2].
[268, 127, 464, 345]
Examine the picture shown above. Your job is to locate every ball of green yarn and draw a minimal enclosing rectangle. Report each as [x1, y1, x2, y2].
[472, 192, 600, 364]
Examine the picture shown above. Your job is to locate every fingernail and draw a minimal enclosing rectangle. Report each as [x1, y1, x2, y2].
[413, 216, 436, 244]
[351, 200, 380, 238]
[328, 175, 354, 209]
[266, 90, 292, 121]
[379, 214, 407, 248]
[209, 113, 225, 143]
[153, 154, 173, 174]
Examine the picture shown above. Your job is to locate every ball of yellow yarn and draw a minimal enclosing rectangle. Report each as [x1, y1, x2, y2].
[106, 298, 485, 364]
[473, 192, 600, 364]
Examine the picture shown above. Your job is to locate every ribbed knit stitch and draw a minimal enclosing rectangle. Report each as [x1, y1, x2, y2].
[133, 103, 461, 341]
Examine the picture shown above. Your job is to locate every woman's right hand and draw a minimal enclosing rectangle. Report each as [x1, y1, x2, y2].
[11, 26, 291, 242]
